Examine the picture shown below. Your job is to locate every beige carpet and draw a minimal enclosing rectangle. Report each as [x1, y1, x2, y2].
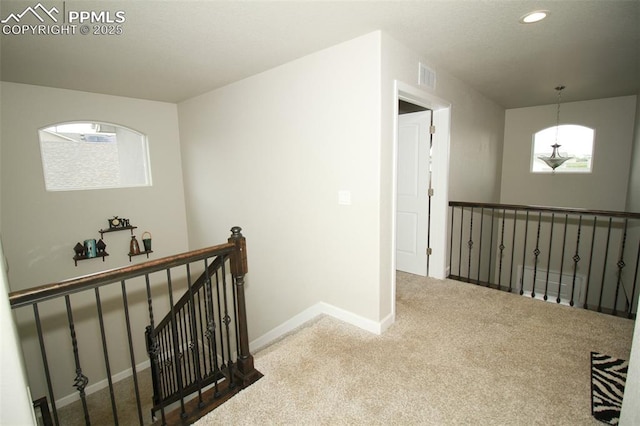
[195, 272, 634, 425]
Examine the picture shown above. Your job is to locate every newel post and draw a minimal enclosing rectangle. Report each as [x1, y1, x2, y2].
[228, 226, 261, 386]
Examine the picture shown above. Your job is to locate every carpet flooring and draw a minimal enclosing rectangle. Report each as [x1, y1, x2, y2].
[195, 273, 634, 425]
[56, 273, 635, 425]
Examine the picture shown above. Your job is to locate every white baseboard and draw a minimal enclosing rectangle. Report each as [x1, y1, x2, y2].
[55, 303, 392, 407]
[55, 359, 151, 408]
[250, 301, 393, 352]
[317, 302, 388, 335]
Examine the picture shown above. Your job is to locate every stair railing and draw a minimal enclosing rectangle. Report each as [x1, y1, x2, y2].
[9, 226, 261, 426]
[448, 202, 640, 318]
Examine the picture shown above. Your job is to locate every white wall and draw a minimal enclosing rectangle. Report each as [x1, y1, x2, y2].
[179, 31, 506, 342]
[0, 240, 35, 426]
[381, 35, 505, 204]
[379, 33, 505, 314]
[625, 93, 640, 213]
[620, 91, 640, 425]
[179, 33, 383, 340]
[501, 96, 637, 210]
[621, 314, 640, 425]
[0, 82, 189, 401]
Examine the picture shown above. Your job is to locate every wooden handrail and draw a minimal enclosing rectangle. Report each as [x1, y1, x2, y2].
[449, 201, 640, 219]
[9, 242, 235, 309]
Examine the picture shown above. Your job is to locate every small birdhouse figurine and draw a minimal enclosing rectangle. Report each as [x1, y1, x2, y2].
[96, 239, 107, 254]
[74, 242, 85, 257]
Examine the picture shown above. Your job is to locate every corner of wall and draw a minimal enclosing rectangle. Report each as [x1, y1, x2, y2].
[624, 93, 640, 212]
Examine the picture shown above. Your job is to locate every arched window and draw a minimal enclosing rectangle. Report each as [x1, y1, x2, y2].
[531, 124, 595, 173]
[39, 121, 152, 191]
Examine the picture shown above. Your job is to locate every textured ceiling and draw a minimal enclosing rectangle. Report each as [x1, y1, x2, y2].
[1, 0, 639, 108]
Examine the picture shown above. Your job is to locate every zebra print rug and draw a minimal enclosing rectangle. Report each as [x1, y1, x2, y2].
[591, 352, 628, 425]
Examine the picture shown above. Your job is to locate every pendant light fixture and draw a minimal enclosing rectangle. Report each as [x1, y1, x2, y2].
[538, 85, 572, 171]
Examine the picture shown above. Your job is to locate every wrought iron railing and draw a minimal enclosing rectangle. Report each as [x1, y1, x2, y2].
[448, 202, 640, 318]
[9, 227, 261, 425]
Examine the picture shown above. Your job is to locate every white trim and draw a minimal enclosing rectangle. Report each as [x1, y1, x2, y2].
[250, 302, 390, 353]
[317, 302, 391, 335]
[392, 80, 451, 282]
[429, 105, 451, 279]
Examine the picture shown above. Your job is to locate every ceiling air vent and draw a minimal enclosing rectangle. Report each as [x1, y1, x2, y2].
[418, 63, 436, 90]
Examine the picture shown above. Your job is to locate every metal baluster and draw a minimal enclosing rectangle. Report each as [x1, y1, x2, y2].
[509, 209, 518, 292]
[557, 214, 570, 304]
[203, 258, 221, 397]
[207, 282, 218, 379]
[185, 264, 205, 407]
[220, 257, 235, 386]
[165, 315, 177, 400]
[584, 216, 598, 310]
[467, 207, 474, 282]
[487, 208, 495, 287]
[64, 295, 90, 425]
[458, 207, 464, 277]
[232, 268, 241, 369]
[183, 307, 193, 386]
[145, 273, 155, 329]
[449, 206, 455, 276]
[161, 327, 171, 401]
[94, 287, 119, 424]
[196, 287, 209, 376]
[569, 215, 583, 307]
[179, 305, 190, 386]
[33, 304, 60, 426]
[215, 267, 227, 374]
[544, 213, 555, 301]
[532, 212, 543, 299]
[498, 208, 506, 289]
[176, 306, 185, 385]
[120, 281, 144, 425]
[144, 273, 164, 424]
[166, 269, 187, 418]
[476, 207, 484, 283]
[598, 218, 613, 312]
[612, 218, 628, 316]
[520, 211, 530, 295]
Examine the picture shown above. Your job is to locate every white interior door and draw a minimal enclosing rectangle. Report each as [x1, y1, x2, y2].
[396, 110, 432, 276]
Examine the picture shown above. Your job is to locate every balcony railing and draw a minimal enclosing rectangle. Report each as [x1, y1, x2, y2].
[9, 227, 261, 425]
[448, 202, 640, 318]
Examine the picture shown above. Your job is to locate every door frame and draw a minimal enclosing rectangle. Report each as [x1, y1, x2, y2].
[392, 81, 451, 282]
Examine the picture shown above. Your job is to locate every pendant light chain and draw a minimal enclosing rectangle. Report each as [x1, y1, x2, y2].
[554, 85, 565, 143]
[537, 85, 572, 171]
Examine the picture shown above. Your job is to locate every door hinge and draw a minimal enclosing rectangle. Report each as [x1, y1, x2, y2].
[429, 125, 436, 134]
[428, 188, 434, 197]
[426, 247, 433, 256]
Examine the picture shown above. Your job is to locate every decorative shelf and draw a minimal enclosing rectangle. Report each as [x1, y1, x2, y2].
[99, 226, 137, 237]
[129, 250, 153, 262]
[74, 252, 109, 266]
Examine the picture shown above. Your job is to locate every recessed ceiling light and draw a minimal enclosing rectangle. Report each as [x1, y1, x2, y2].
[520, 10, 549, 24]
